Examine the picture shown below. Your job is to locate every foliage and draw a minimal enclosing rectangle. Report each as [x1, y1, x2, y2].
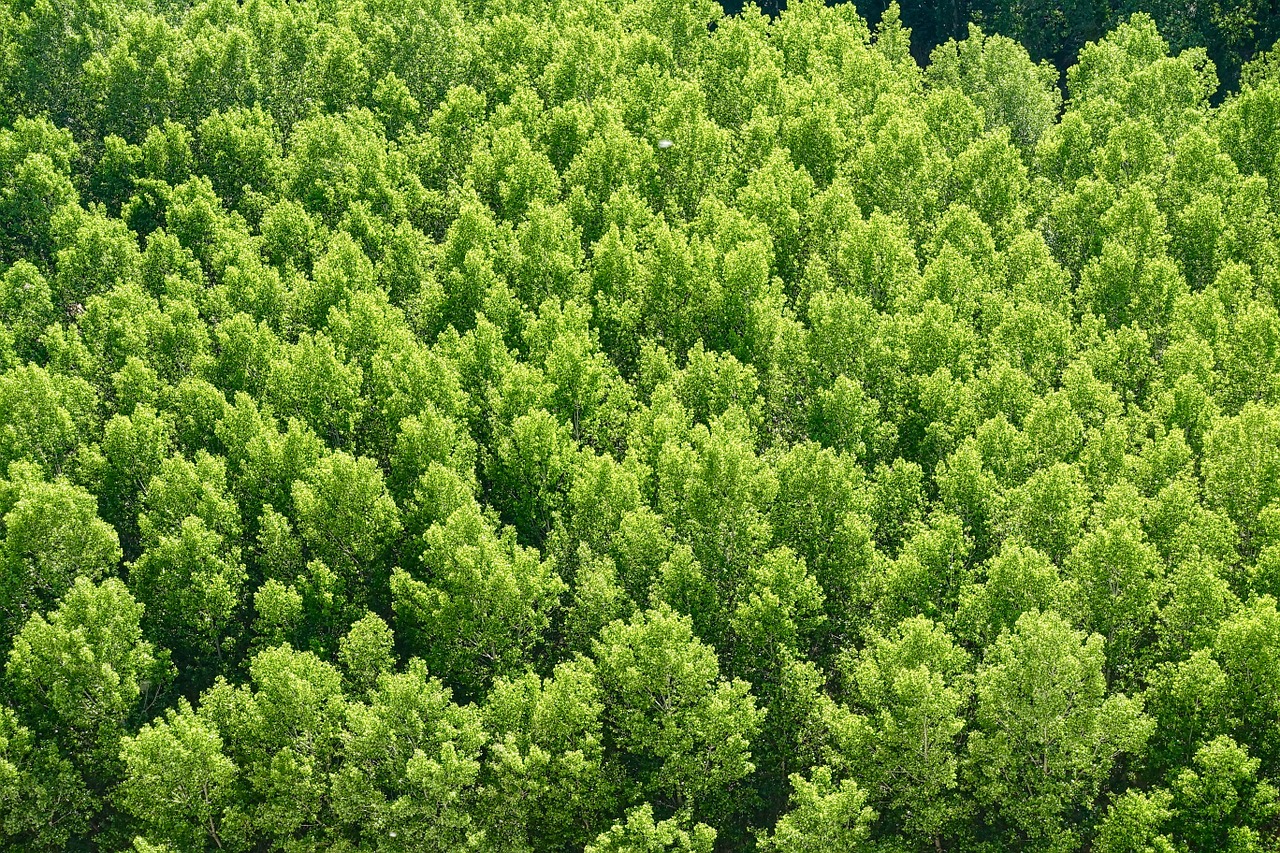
[0, 0, 1279, 849]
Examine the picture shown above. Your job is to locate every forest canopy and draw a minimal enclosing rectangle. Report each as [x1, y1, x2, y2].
[837, 0, 1280, 86]
[3, 0, 1280, 850]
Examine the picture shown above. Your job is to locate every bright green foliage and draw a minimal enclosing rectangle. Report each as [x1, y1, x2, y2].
[955, 539, 1067, 647]
[1211, 597, 1280, 767]
[0, 0, 1279, 849]
[1064, 518, 1164, 683]
[0, 365, 95, 476]
[393, 500, 565, 699]
[332, 659, 489, 851]
[966, 610, 1153, 849]
[1095, 789, 1176, 853]
[926, 25, 1062, 153]
[1169, 736, 1280, 853]
[6, 578, 168, 750]
[593, 608, 763, 824]
[292, 449, 401, 578]
[0, 463, 122, 637]
[0, 704, 87, 848]
[119, 700, 239, 851]
[586, 804, 716, 853]
[1097, 735, 1280, 853]
[337, 611, 395, 696]
[129, 516, 246, 679]
[758, 766, 874, 853]
[4, 577, 170, 845]
[834, 617, 971, 845]
[195, 644, 348, 850]
[482, 660, 615, 850]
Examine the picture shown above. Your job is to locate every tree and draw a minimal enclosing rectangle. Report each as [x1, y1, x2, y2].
[0, 463, 121, 637]
[0, 365, 96, 477]
[197, 644, 347, 849]
[0, 261, 55, 361]
[330, 658, 490, 851]
[196, 105, 282, 210]
[1064, 518, 1164, 684]
[136, 451, 241, 547]
[966, 610, 1153, 849]
[486, 408, 576, 547]
[4, 577, 170, 836]
[266, 332, 364, 447]
[768, 442, 879, 657]
[392, 500, 564, 699]
[337, 611, 396, 698]
[729, 547, 825, 683]
[586, 804, 716, 853]
[1095, 789, 1175, 853]
[1202, 403, 1280, 552]
[1169, 736, 1280, 853]
[1143, 649, 1232, 778]
[0, 119, 80, 268]
[656, 409, 777, 623]
[955, 539, 1066, 648]
[97, 404, 176, 558]
[927, 25, 1062, 153]
[1212, 597, 1280, 767]
[592, 608, 763, 825]
[291, 449, 401, 594]
[129, 516, 246, 678]
[0, 704, 89, 849]
[838, 617, 971, 847]
[118, 700, 241, 852]
[481, 659, 616, 850]
[871, 511, 971, 629]
[999, 462, 1091, 564]
[757, 767, 875, 853]
[5, 0, 1280, 846]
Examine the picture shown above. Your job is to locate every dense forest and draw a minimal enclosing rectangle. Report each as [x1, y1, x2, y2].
[714, 0, 1280, 92]
[3, 0, 1280, 849]
[841, 0, 1280, 86]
